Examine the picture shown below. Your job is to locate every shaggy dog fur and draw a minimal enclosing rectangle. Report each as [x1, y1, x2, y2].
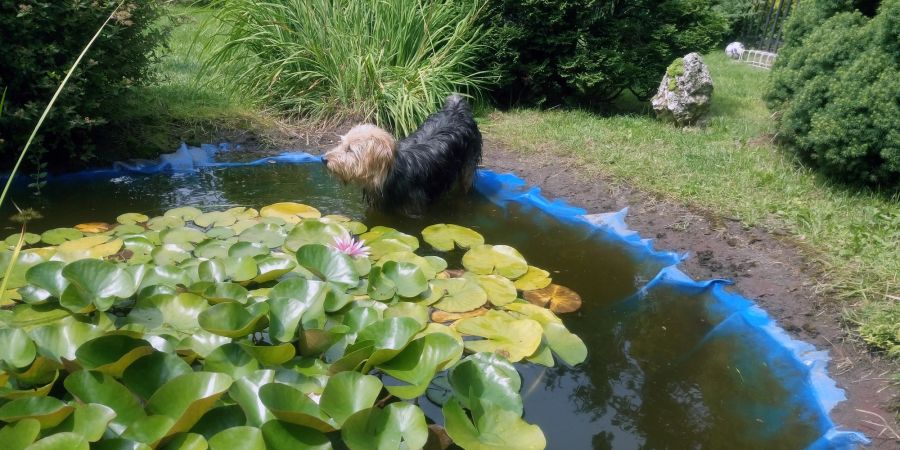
[322, 94, 482, 216]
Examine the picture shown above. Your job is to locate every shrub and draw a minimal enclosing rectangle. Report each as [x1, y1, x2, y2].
[201, 0, 493, 137]
[0, 1, 167, 171]
[765, 0, 899, 187]
[711, 0, 757, 41]
[472, 0, 728, 106]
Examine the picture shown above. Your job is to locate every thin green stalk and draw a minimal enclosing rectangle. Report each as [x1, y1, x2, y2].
[0, 224, 25, 298]
[0, 0, 125, 211]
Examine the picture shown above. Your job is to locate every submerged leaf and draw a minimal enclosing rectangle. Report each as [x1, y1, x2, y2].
[523, 284, 582, 313]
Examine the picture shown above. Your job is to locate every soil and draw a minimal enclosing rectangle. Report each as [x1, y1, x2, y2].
[230, 124, 899, 448]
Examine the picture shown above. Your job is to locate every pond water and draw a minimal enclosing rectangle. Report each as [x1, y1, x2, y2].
[1, 163, 832, 449]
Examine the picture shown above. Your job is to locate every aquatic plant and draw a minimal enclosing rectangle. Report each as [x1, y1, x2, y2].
[0, 203, 586, 449]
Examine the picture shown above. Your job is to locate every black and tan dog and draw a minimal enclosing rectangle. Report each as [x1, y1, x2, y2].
[322, 94, 482, 216]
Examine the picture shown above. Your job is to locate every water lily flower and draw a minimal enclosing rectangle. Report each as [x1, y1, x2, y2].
[331, 232, 370, 258]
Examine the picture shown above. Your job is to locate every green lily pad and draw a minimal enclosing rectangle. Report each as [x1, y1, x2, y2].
[238, 342, 296, 366]
[194, 240, 230, 259]
[198, 302, 269, 338]
[203, 344, 259, 380]
[376, 251, 445, 279]
[341, 402, 428, 450]
[193, 211, 237, 229]
[161, 227, 206, 245]
[145, 372, 234, 436]
[384, 302, 430, 327]
[147, 216, 185, 232]
[66, 402, 117, 442]
[122, 352, 194, 400]
[239, 223, 287, 248]
[283, 220, 346, 252]
[259, 383, 336, 432]
[0, 396, 74, 429]
[1, 250, 45, 289]
[152, 244, 192, 266]
[513, 266, 552, 291]
[295, 244, 359, 289]
[228, 370, 276, 427]
[30, 315, 104, 361]
[5, 232, 41, 247]
[355, 317, 424, 372]
[227, 241, 268, 258]
[422, 224, 484, 251]
[260, 420, 331, 450]
[122, 237, 154, 264]
[127, 293, 208, 332]
[377, 261, 427, 299]
[443, 398, 545, 450]
[320, 371, 382, 427]
[378, 332, 462, 399]
[430, 278, 488, 313]
[64, 370, 146, 434]
[504, 303, 586, 365]
[449, 353, 522, 414]
[0, 327, 37, 368]
[207, 227, 235, 240]
[203, 282, 249, 304]
[208, 426, 265, 450]
[267, 278, 328, 343]
[74, 335, 153, 377]
[117, 213, 150, 226]
[474, 274, 517, 306]
[198, 259, 227, 283]
[23, 432, 89, 450]
[223, 256, 258, 282]
[452, 310, 542, 362]
[0, 418, 41, 450]
[462, 244, 528, 279]
[40, 228, 83, 246]
[253, 255, 295, 283]
[158, 433, 207, 450]
[165, 207, 202, 221]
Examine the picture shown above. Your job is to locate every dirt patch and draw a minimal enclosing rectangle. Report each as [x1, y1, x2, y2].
[481, 140, 899, 448]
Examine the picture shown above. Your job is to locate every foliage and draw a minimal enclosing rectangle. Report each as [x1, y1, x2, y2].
[0, 203, 586, 449]
[765, 0, 899, 187]
[470, 0, 727, 106]
[711, 0, 757, 41]
[0, 1, 168, 171]
[483, 52, 900, 357]
[200, 0, 493, 137]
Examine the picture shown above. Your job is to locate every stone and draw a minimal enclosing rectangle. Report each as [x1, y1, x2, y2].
[651, 53, 713, 126]
[726, 42, 745, 59]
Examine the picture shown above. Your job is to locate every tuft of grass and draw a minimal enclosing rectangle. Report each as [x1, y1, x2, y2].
[483, 53, 900, 356]
[198, 0, 494, 136]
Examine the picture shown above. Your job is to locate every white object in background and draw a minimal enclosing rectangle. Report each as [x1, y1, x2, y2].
[726, 42, 745, 59]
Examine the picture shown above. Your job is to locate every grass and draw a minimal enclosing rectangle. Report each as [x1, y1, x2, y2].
[198, 0, 493, 136]
[106, 5, 280, 158]
[481, 53, 900, 357]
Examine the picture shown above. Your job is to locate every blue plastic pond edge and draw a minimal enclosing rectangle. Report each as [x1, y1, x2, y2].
[1, 144, 871, 449]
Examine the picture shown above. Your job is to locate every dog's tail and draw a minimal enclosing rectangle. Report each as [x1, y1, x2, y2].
[444, 93, 470, 111]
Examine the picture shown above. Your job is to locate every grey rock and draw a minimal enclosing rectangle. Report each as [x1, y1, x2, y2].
[651, 53, 713, 126]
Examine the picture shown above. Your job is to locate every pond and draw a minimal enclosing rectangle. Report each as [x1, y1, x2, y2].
[0, 157, 860, 449]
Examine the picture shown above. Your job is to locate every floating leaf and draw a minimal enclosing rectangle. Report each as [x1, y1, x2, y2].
[203, 344, 259, 380]
[208, 426, 265, 450]
[228, 370, 276, 427]
[238, 342, 296, 366]
[198, 302, 269, 338]
[422, 224, 484, 251]
[504, 303, 586, 365]
[239, 223, 287, 248]
[227, 241, 268, 258]
[267, 278, 328, 343]
[513, 266, 552, 291]
[74, 335, 153, 377]
[356, 317, 424, 371]
[443, 398, 545, 450]
[30, 315, 104, 362]
[75, 223, 111, 233]
[284, 220, 346, 252]
[40, 228, 83, 246]
[161, 227, 206, 245]
[295, 244, 359, 289]
[64, 371, 146, 434]
[341, 403, 428, 450]
[0, 327, 37, 368]
[0, 418, 41, 450]
[122, 352, 193, 400]
[147, 216, 184, 232]
[260, 203, 321, 223]
[165, 207, 202, 221]
[474, 275, 517, 306]
[260, 420, 331, 450]
[523, 284, 582, 313]
[452, 311, 542, 362]
[127, 293, 208, 332]
[320, 371, 382, 426]
[117, 213, 149, 226]
[430, 278, 488, 313]
[384, 302, 429, 327]
[377, 251, 445, 279]
[61, 259, 135, 312]
[223, 257, 258, 282]
[0, 396, 73, 429]
[203, 282, 249, 304]
[462, 245, 528, 279]
[24, 432, 88, 450]
[449, 353, 522, 414]
[259, 383, 336, 432]
[193, 212, 236, 229]
[253, 255, 295, 283]
[152, 244, 192, 266]
[379, 332, 462, 399]
[145, 372, 233, 436]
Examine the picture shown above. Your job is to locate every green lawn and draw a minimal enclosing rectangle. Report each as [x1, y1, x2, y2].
[481, 53, 900, 357]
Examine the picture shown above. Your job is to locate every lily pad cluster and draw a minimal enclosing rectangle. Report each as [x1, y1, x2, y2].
[0, 203, 586, 450]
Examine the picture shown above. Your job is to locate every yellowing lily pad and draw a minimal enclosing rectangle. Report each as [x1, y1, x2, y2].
[523, 283, 582, 313]
[74, 223, 111, 233]
[260, 203, 321, 223]
[452, 310, 543, 362]
[117, 213, 150, 225]
[430, 278, 487, 313]
[474, 274, 517, 306]
[462, 244, 528, 279]
[421, 224, 484, 251]
[514, 266, 552, 291]
[165, 206, 202, 220]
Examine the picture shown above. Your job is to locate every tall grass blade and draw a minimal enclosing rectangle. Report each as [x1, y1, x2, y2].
[0, 0, 125, 210]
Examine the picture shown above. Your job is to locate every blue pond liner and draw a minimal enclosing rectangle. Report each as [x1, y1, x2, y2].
[3, 144, 870, 449]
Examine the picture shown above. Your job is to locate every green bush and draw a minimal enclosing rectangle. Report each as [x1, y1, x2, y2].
[711, 0, 757, 41]
[201, 0, 492, 137]
[472, 0, 727, 106]
[0, 1, 167, 171]
[765, 0, 899, 187]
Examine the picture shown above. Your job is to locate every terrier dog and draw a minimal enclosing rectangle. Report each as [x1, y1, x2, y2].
[322, 94, 482, 216]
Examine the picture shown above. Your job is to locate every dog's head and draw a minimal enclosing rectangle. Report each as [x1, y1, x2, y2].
[322, 124, 396, 191]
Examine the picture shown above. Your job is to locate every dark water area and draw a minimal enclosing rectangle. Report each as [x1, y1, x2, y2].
[1, 164, 825, 449]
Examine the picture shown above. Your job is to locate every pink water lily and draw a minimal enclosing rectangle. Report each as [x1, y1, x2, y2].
[331, 232, 370, 258]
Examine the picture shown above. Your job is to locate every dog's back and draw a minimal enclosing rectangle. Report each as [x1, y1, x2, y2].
[380, 94, 482, 214]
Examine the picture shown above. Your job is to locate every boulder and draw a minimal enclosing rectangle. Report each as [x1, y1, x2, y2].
[651, 53, 713, 126]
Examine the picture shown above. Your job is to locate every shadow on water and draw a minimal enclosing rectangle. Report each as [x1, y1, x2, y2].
[1, 164, 824, 449]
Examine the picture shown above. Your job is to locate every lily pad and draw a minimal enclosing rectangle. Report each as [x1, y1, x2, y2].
[443, 398, 545, 450]
[0, 418, 41, 449]
[523, 283, 582, 313]
[295, 244, 359, 289]
[145, 372, 234, 436]
[64, 371, 146, 434]
[75, 223, 112, 233]
[0, 328, 36, 368]
[61, 259, 136, 312]
[430, 278, 488, 313]
[121, 352, 194, 400]
[452, 310, 542, 362]
[260, 203, 321, 223]
[320, 371, 382, 427]
[117, 213, 150, 226]
[0, 396, 72, 429]
[504, 303, 587, 365]
[147, 216, 184, 232]
[474, 275, 517, 306]
[267, 278, 328, 343]
[161, 227, 207, 245]
[260, 420, 331, 450]
[258, 383, 335, 432]
[25, 261, 68, 300]
[228, 370, 276, 427]
[193, 211, 237, 229]
[208, 426, 265, 450]
[74, 335, 153, 377]
[165, 207, 202, 221]
[40, 228, 83, 246]
[341, 402, 428, 450]
[253, 255, 295, 283]
[283, 220, 346, 252]
[422, 224, 484, 251]
[462, 245, 528, 279]
[448, 353, 522, 414]
[378, 332, 462, 399]
[376, 251, 445, 280]
[198, 302, 269, 338]
[513, 266, 552, 291]
[238, 223, 287, 248]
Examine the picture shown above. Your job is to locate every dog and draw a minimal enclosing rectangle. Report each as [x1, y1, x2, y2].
[322, 94, 482, 216]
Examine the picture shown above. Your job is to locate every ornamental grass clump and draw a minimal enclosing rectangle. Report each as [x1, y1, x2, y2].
[200, 0, 494, 137]
[0, 202, 587, 449]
